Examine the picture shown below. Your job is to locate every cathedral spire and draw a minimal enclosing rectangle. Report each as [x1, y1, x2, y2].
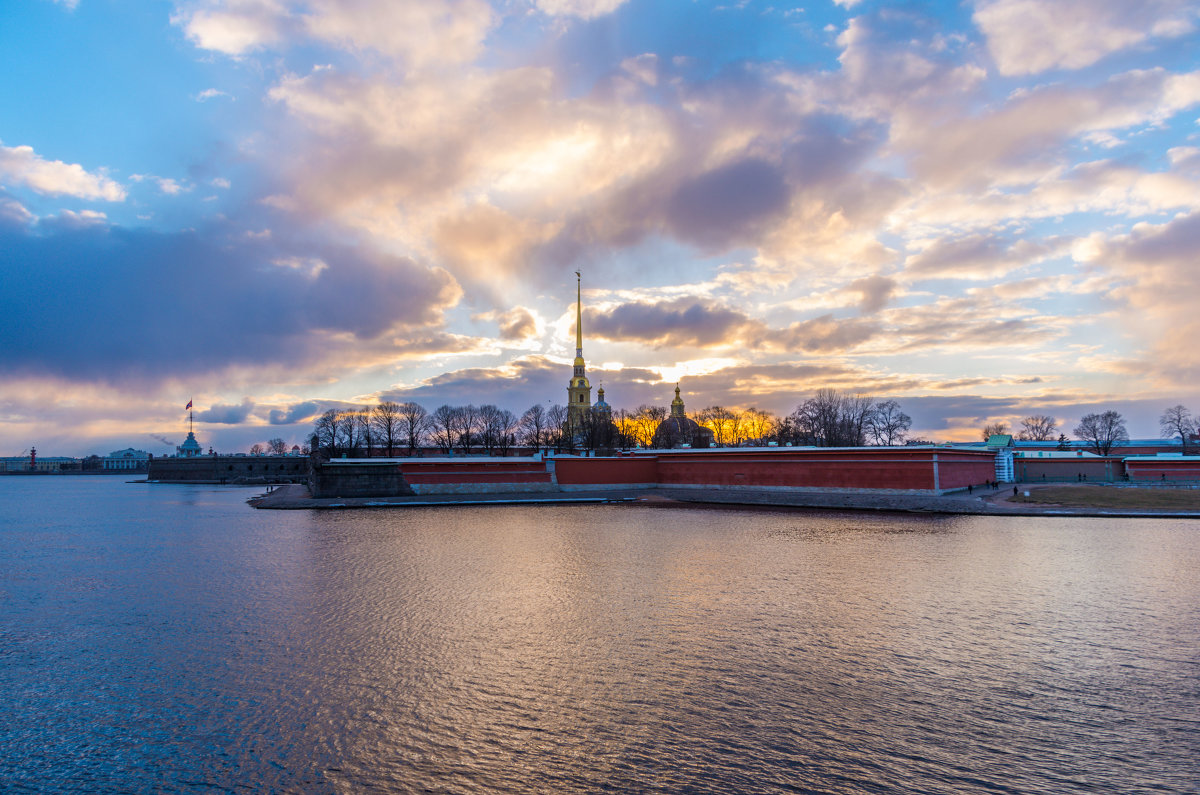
[575, 270, 583, 358]
[567, 270, 591, 429]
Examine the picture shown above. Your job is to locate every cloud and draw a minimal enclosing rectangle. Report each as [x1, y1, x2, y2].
[588, 298, 754, 348]
[0, 143, 125, 201]
[302, 0, 494, 68]
[196, 399, 256, 424]
[38, 209, 108, 229]
[879, 296, 1066, 354]
[535, 0, 629, 19]
[767, 314, 880, 352]
[1090, 212, 1200, 383]
[131, 174, 191, 195]
[974, 0, 1199, 76]
[584, 296, 882, 354]
[0, 221, 461, 383]
[383, 355, 575, 411]
[496, 307, 539, 341]
[264, 46, 903, 288]
[665, 157, 791, 250]
[904, 234, 1053, 280]
[195, 88, 232, 101]
[0, 193, 33, 226]
[433, 202, 558, 287]
[267, 400, 324, 425]
[176, 0, 495, 68]
[172, 0, 294, 56]
[845, 275, 897, 313]
[896, 67, 1200, 191]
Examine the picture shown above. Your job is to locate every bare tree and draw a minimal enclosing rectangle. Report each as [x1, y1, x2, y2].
[519, 404, 548, 451]
[741, 408, 776, 445]
[771, 414, 799, 446]
[981, 422, 1009, 441]
[334, 410, 361, 455]
[699, 406, 737, 447]
[355, 410, 374, 457]
[1159, 405, 1195, 454]
[1018, 415, 1057, 441]
[636, 404, 667, 448]
[267, 437, 288, 455]
[371, 401, 402, 456]
[249, 443, 265, 455]
[494, 408, 517, 456]
[868, 400, 911, 446]
[313, 409, 339, 456]
[477, 404, 506, 454]
[429, 405, 457, 453]
[546, 404, 569, 451]
[842, 394, 875, 447]
[1073, 411, 1129, 455]
[398, 402, 429, 456]
[456, 404, 480, 454]
[791, 390, 874, 446]
[612, 408, 636, 450]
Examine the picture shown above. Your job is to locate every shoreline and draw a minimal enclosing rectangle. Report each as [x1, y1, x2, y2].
[247, 483, 1200, 518]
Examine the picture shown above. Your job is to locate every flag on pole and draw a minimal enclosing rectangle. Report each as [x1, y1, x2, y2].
[185, 400, 193, 410]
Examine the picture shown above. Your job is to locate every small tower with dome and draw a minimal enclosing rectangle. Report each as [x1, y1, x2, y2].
[652, 384, 713, 448]
[177, 399, 204, 457]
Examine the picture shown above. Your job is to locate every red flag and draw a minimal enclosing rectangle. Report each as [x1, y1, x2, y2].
[185, 400, 193, 410]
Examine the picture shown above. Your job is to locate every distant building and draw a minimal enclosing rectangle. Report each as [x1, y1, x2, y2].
[104, 448, 149, 470]
[177, 431, 203, 457]
[0, 456, 78, 472]
[566, 271, 592, 432]
[652, 385, 714, 449]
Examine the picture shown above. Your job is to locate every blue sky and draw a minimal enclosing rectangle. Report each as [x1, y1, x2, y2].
[2, 0, 1199, 455]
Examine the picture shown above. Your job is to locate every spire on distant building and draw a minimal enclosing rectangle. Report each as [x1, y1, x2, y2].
[670, 383, 686, 418]
[567, 271, 592, 429]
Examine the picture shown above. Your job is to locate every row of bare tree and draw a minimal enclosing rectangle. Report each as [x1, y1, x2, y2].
[307, 390, 917, 458]
[247, 438, 299, 456]
[981, 404, 1196, 456]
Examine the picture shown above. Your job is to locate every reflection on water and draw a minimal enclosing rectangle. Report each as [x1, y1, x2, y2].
[1, 477, 1198, 793]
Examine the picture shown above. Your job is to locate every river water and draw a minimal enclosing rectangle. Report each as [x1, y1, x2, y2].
[1, 477, 1197, 793]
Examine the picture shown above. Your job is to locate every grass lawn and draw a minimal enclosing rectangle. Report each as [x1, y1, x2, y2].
[1010, 485, 1200, 509]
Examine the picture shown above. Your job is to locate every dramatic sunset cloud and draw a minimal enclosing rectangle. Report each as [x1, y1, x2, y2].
[1, 0, 1198, 455]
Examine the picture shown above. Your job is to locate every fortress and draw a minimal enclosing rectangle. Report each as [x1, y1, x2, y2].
[304, 274, 998, 498]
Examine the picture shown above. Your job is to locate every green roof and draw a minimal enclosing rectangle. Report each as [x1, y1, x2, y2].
[985, 434, 1014, 447]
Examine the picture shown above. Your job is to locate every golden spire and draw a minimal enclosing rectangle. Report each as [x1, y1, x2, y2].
[671, 383, 686, 418]
[575, 270, 583, 358]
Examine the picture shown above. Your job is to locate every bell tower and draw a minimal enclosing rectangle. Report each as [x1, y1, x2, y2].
[566, 270, 591, 427]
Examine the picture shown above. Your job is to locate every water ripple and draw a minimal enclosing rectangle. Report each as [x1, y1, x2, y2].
[1, 481, 1198, 793]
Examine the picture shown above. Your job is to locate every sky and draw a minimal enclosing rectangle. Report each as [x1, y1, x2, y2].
[2, 0, 1199, 457]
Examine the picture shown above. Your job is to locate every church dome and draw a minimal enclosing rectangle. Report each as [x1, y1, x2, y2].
[652, 385, 713, 448]
[592, 386, 611, 414]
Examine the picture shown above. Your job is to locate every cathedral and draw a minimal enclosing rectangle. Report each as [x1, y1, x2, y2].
[566, 273, 615, 448]
[566, 270, 592, 428]
[564, 272, 711, 449]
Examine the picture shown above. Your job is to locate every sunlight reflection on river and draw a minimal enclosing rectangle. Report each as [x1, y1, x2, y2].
[1, 478, 1197, 793]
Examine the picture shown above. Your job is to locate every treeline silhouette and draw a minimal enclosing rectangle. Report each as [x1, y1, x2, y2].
[309, 389, 914, 458]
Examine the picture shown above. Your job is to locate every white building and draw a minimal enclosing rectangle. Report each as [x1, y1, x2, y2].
[104, 448, 150, 470]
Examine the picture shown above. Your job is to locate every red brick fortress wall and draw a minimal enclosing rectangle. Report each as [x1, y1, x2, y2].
[313, 448, 999, 497]
[1125, 459, 1200, 481]
[558, 448, 996, 493]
